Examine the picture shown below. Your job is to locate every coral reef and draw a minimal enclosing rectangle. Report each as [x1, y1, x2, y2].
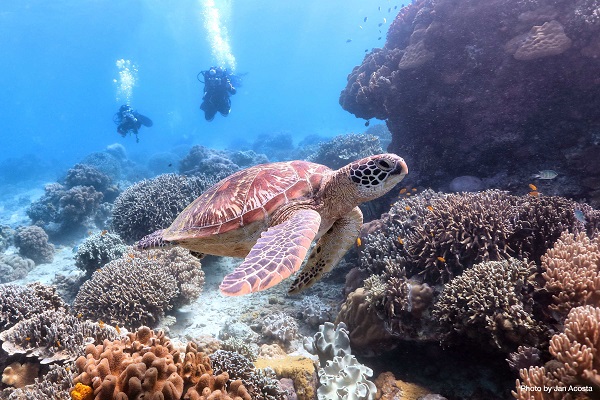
[179, 145, 240, 181]
[0, 364, 73, 400]
[27, 183, 103, 237]
[64, 163, 116, 200]
[0, 308, 119, 363]
[0, 283, 67, 331]
[72, 247, 204, 329]
[432, 258, 541, 352]
[261, 313, 298, 346]
[254, 356, 317, 400]
[303, 322, 351, 368]
[111, 174, 211, 243]
[0, 254, 35, 283]
[74, 232, 127, 276]
[514, 306, 600, 399]
[13, 225, 54, 265]
[297, 296, 332, 328]
[0, 226, 14, 253]
[541, 231, 600, 319]
[317, 354, 376, 400]
[1, 362, 39, 388]
[340, 0, 600, 205]
[306, 133, 383, 170]
[80, 151, 123, 180]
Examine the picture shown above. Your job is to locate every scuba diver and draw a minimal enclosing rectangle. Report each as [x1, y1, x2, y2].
[113, 105, 153, 143]
[198, 67, 237, 121]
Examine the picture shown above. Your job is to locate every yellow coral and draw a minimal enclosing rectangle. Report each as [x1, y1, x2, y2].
[70, 382, 93, 400]
[255, 356, 316, 400]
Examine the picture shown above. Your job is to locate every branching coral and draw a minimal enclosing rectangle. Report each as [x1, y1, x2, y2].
[0, 282, 67, 331]
[74, 231, 127, 275]
[72, 247, 204, 329]
[14, 225, 54, 265]
[0, 308, 119, 364]
[111, 174, 212, 243]
[541, 231, 600, 319]
[261, 312, 298, 346]
[433, 258, 541, 352]
[514, 306, 600, 399]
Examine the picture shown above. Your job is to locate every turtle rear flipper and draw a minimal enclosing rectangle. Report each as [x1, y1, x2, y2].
[219, 209, 321, 296]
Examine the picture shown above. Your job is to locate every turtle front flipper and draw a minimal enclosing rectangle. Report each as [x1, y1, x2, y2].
[219, 209, 322, 296]
[288, 206, 363, 294]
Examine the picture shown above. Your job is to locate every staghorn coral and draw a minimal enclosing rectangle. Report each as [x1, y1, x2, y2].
[407, 190, 522, 283]
[74, 232, 127, 275]
[0, 308, 119, 364]
[111, 173, 212, 243]
[0, 282, 67, 331]
[14, 225, 54, 265]
[261, 313, 298, 346]
[541, 231, 600, 319]
[514, 306, 600, 399]
[72, 247, 204, 329]
[433, 258, 541, 352]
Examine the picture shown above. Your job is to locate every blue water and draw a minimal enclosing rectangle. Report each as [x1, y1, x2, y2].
[0, 0, 391, 180]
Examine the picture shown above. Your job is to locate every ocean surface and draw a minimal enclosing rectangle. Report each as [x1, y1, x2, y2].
[1, 0, 387, 181]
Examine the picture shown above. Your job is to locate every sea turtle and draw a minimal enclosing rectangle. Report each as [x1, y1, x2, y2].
[136, 153, 408, 296]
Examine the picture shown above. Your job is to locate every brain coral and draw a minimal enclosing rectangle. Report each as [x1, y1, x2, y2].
[111, 174, 212, 243]
[74, 231, 127, 275]
[432, 258, 541, 352]
[14, 225, 55, 265]
[72, 247, 204, 329]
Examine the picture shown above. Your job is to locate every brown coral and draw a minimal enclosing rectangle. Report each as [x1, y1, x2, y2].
[2, 361, 39, 388]
[512, 20, 572, 61]
[433, 258, 541, 351]
[73, 326, 184, 400]
[542, 232, 600, 318]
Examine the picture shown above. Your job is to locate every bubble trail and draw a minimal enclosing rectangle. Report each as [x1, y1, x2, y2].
[113, 59, 138, 104]
[201, 0, 236, 71]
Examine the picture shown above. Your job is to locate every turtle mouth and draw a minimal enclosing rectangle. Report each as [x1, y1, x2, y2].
[391, 158, 409, 178]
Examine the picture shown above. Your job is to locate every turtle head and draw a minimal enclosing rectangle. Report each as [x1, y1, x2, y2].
[346, 153, 408, 202]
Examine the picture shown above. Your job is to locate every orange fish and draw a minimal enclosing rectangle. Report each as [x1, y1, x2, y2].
[101, 230, 108, 236]
[427, 205, 434, 211]
[128, 254, 135, 259]
[56, 340, 62, 348]
[25, 337, 31, 341]
[405, 206, 411, 211]
[437, 256, 446, 262]
[115, 325, 121, 335]
[406, 193, 411, 196]
[399, 188, 407, 194]
[397, 237, 404, 245]
[356, 237, 362, 246]
[528, 183, 537, 191]
[529, 191, 540, 197]
[411, 188, 417, 192]
[76, 313, 83, 319]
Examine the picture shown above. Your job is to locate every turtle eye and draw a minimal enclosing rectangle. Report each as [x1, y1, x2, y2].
[376, 159, 393, 171]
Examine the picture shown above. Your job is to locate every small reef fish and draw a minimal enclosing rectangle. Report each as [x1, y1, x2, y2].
[101, 230, 108, 236]
[383, 18, 387, 23]
[365, 120, 370, 127]
[532, 170, 558, 180]
[399, 188, 407, 194]
[529, 191, 540, 197]
[346, 39, 352, 43]
[397, 237, 404, 245]
[356, 237, 362, 246]
[378, 22, 383, 27]
[168, 163, 172, 167]
[427, 205, 434, 211]
[378, 6, 381, 10]
[365, 49, 369, 52]
[528, 183, 537, 191]
[412, 188, 417, 192]
[437, 256, 446, 262]
[405, 206, 411, 211]
[364, 16, 368, 22]
[115, 325, 121, 334]
[388, 7, 392, 12]
[378, 37, 382, 40]
[574, 209, 587, 223]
